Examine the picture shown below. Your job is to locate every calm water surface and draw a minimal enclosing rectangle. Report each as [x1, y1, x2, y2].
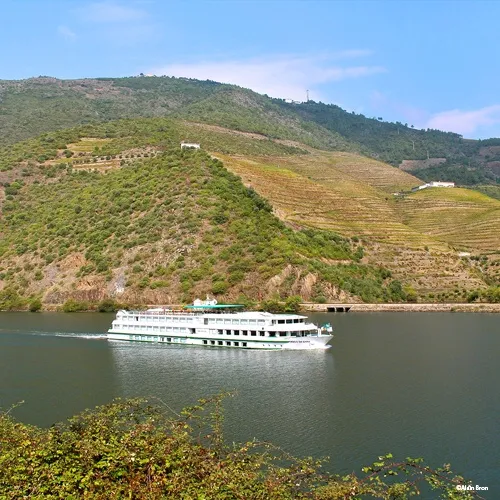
[0, 312, 498, 496]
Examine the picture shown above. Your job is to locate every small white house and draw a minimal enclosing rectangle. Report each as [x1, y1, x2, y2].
[428, 181, 455, 188]
[180, 142, 200, 149]
[416, 181, 455, 190]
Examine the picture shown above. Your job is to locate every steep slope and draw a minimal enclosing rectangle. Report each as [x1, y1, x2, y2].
[213, 152, 492, 296]
[0, 135, 407, 308]
[398, 188, 500, 251]
[215, 151, 427, 244]
[0, 118, 497, 307]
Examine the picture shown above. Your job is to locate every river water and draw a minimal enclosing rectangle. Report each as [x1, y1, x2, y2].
[0, 312, 498, 496]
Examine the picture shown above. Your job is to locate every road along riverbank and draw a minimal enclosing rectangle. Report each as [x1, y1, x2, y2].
[301, 303, 500, 313]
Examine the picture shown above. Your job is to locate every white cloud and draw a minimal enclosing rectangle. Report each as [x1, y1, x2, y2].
[150, 54, 385, 102]
[425, 105, 500, 136]
[78, 1, 148, 23]
[57, 25, 77, 41]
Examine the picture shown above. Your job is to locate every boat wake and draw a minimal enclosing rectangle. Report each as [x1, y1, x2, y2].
[38, 331, 107, 340]
[2, 330, 107, 340]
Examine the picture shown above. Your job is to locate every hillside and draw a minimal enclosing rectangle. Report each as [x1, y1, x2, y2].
[1, 123, 416, 308]
[1, 76, 499, 187]
[399, 188, 500, 251]
[0, 117, 498, 308]
[212, 148, 498, 297]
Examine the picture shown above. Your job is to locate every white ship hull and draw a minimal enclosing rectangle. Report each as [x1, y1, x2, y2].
[107, 330, 332, 350]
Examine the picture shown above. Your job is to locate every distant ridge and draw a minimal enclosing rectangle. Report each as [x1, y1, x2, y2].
[0, 76, 498, 186]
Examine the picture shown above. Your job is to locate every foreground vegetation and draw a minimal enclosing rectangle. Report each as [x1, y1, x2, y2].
[0, 395, 481, 499]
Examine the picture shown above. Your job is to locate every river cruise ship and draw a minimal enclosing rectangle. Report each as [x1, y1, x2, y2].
[107, 298, 333, 350]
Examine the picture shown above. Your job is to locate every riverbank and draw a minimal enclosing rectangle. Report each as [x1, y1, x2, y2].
[2, 302, 500, 313]
[301, 302, 500, 313]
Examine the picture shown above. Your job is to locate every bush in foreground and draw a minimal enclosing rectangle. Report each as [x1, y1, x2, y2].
[0, 395, 480, 499]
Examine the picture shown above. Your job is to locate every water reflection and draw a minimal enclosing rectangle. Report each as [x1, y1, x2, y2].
[110, 342, 336, 452]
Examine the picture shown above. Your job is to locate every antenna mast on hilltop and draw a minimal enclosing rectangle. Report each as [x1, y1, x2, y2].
[306, 89, 309, 102]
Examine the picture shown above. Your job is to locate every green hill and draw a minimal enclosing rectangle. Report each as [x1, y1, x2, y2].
[0, 77, 353, 152]
[2, 121, 416, 308]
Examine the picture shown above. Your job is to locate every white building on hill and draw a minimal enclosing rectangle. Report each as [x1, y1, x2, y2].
[415, 181, 455, 191]
[181, 142, 200, 149]
[428, 181, 455, 188]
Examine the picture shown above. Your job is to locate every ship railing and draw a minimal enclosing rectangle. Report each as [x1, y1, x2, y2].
[120, 309, 248, 318]
[121, 309, 194, 316]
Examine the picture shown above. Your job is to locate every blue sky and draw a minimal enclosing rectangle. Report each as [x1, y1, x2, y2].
[2, 0, 500, 139]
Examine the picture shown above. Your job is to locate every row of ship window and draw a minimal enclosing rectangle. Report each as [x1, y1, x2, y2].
[216, 330, 303, 337]
[118, 325, 309, 337]
[126, 336, 278, 348]
[129, 335, 180, 342]
[127, 316, 298, 326]
[119, 325, 187, 332]
[203, 340, 249, 347]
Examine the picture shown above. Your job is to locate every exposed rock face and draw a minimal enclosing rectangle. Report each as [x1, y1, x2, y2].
[266, 265, 294, 294]
[298, 272, 318, 301]
[264, 267, 358, 302]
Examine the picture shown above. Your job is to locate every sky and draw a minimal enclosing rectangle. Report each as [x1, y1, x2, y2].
[2, 0, 500, 139]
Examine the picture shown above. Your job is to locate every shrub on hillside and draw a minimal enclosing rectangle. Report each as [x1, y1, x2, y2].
[483, 286, 500, 303]
[259, 299, 285, 313]
[28, 298, 42, 312]
[211, 281, 228, 295]
[284, 295, 302, 313]
[0, 288, 25, 311]
[97, 298, 120, 312]
[62, 298, 89, 312]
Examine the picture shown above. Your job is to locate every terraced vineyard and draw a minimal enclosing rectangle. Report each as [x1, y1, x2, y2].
[398, 188, 500, 251]
[311, 151, 420, 193]
[211, 144, 497, 295]
[215, 151, 442, 248]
